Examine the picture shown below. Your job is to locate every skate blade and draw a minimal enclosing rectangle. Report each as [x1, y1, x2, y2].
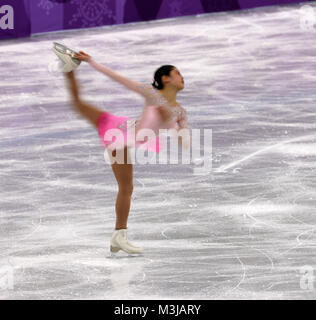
[110, 245, 120, 253]
[110, 245, 143, 255]
[53, 42, 81, 65]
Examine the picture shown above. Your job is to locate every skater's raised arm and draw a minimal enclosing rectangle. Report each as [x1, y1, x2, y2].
[75, 51, 154, 100]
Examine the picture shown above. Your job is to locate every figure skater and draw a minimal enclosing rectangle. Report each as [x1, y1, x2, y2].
[55, 45, 189, 255]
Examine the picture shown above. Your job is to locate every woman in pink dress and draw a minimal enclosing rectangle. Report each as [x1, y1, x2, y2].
[64, 51, 189, 255]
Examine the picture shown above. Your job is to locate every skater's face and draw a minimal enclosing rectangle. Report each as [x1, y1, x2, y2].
[162, 68, 184, 91]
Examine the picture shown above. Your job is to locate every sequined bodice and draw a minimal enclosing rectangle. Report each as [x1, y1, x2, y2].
[145, 86, 185, 121]
[169, 105, 185, 121]
[117, 86, 186, 131]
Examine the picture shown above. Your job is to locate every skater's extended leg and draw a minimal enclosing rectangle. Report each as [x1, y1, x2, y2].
[64, 71, 103, 129]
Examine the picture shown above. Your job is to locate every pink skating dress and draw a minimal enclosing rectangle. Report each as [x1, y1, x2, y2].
[97, 87, 188, 153]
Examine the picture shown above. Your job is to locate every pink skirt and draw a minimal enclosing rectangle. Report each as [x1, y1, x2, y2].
[97, 111, 163, 153]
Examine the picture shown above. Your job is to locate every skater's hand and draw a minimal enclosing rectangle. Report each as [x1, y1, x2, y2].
[74, 51, 91, 62]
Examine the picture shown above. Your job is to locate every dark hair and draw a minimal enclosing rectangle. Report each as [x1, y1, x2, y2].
[151, 65, 175, 90]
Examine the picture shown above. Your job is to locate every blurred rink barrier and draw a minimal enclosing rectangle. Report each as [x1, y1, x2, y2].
[1, 0, 314, 40]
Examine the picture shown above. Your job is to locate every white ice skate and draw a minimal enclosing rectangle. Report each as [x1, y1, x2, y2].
[110, 229, 143, 254]
[52, 42, 81, 73]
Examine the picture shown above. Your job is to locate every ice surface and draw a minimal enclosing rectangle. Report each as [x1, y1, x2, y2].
[0, 2, 316, 299]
